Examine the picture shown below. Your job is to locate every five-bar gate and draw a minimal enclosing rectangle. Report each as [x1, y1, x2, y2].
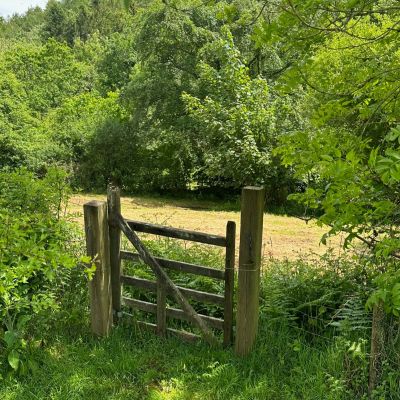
[107, 186, 235, 346]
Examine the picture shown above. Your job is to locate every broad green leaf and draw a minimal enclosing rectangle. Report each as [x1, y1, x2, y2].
[8, 350, 20, 371]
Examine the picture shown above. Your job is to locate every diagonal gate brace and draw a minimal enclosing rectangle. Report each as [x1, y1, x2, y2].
[116, 213, 219, 346]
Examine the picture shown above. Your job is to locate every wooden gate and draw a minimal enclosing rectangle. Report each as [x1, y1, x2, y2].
[84, 186, 264, 354]
[105, 186, 234, 346]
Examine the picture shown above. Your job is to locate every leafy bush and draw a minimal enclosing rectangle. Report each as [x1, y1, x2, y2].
[0, 168, 87, 376]
[260, 252, 379, 397]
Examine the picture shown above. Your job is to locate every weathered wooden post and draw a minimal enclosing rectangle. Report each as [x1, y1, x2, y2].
[235, 186, 265, 356]
[368, 301, 386, 397]
[107, 185, 122, 323]
[84, 200, 112, 336]
[224, 221, 236, 347]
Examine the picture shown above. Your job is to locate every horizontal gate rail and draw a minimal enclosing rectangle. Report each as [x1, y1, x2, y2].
[126, 219, 226, 247]
[122, 297, 224, 330]
[121, 275, 225, 306]
[125, 318, 201, 343]
[121, 250, 225, 280]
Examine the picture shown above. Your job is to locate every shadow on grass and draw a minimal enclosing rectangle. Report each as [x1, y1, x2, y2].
[1, 320, 348, 400]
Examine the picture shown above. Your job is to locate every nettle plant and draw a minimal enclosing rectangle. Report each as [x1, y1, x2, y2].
[0, 168, 91, 376]
[277, 126, 400, 314]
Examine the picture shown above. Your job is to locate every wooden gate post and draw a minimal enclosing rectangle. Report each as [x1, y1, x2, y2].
[224, 221, 236, 347]
[84, 200, 112, 336]
[235, 186, 265, 356]
[107, 185, 122, 323]
[368, 301, 386, 396]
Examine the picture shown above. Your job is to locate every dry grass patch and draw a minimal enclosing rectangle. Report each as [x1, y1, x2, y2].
[69, 193, 342, 260]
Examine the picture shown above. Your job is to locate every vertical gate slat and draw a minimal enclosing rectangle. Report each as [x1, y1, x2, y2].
[157, 278, 167, 337]
[108, 185, 122, 323]
[223, 221, 236, 346]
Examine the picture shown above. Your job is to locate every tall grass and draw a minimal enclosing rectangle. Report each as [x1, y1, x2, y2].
[1, 239, 399, 399]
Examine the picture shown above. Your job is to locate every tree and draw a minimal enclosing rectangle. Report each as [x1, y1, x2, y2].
[42, 0, 133, 45]
[122, 0, 294, 191]
[183, 27, 276, 187]
[0, 71, 39, 168]
[272, 2, 400, 316]
[3, 39, 93, 114]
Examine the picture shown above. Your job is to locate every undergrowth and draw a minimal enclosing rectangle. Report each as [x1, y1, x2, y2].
[1, 233, 399, 399]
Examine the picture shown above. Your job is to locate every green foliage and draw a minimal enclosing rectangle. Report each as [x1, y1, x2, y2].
[96, 32, 136, 93]
[0, 6, 45, 42]
[277, 125, 400, 259]
[183, 27, 276, 187]
[258, 2, 400, 325]
[299, 15, 400, 138]
[366, 264, 400, 316]
[39, 92, 130, 188]
[3, 39, 92, 114]
[0, 0, 299, 198]
[0, 168, 87, 376]
[120, 0, 298, 193]
[277, 123, 400, 317]
[0, 71, 39, 168]
[41, 0, 132, 45]
[260, 252, 373, 333]
[0, 38, 95, 171]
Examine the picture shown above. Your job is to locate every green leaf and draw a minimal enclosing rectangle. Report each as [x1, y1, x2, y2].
[385, 149, 400, 161]
[385, 126, 400, 142]
[320, 154, 333, 162]
[3, 331, 17, 348]
[8, 350, 20, 371]
[368, 147, 379, 168]
[17, 315, 31, 331]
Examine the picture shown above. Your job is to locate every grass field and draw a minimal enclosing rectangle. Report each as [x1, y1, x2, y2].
[69, 193, 341, 260]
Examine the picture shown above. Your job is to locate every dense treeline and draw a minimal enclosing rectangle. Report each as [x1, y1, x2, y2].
[0, 0, 398, 214]
[0, 0, 304, 203]
[1, 1, 398, 204]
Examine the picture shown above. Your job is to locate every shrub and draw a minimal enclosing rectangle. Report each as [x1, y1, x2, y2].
[0, 168, 88, 376]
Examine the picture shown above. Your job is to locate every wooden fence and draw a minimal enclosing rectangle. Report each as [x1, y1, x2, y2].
[84, 186, 265, 355]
